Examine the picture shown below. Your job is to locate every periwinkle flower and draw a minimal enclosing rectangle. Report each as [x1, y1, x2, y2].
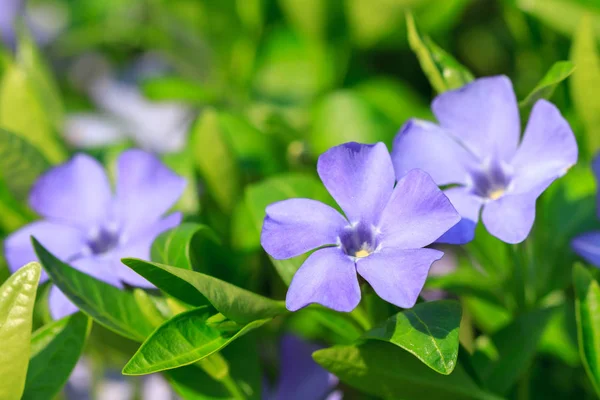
[265, 335, 341, 400]
[4, 149, 186, 319]
[261, 142, 460, 312]
[572, 155, 600, 266]
[392, 76, 578, 244]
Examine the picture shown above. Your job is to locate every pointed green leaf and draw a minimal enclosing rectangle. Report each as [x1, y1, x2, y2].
[472, 306, 558, 394]
[363, 300, 462, 375]
[313, 341, 500, 400]
[245, 173, 334, 285]
[123, 306, 269, 375]
[33, 239, 156, 341]
[151, 223, 219, 270]
[406, 12, 474, 93]
[0, 262, 41, 400]
[517, 0, 600, 39]
[22, 313, 92, 400]
[122, 258, 287, 324]
[519, 61, 575, 109]
[570, 14, 600, 155]
[573, 264, 600, 396]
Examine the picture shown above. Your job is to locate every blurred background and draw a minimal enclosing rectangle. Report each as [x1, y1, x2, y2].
[0, 0, 599, 399]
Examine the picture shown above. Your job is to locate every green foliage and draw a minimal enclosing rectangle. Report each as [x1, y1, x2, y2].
[151, 223, 219, 270]
[0, 262, 41, 400]
[520, 61, 575, 109]
[573, 264, 600, 396]
[363, 300, 462, 375]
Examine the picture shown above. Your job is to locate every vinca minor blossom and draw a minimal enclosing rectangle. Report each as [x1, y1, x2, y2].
[261, 142, 460, 312]
[392, 76, 578, 244]
[572, 155, 600, 266]
[4, 149, 186, 319]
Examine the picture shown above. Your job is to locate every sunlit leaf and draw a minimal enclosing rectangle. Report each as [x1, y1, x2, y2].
[151, 223, 219, 270]
[519, 61, 575, 109]
[518, 0, 600, 39]
[0, 262, 41, 400]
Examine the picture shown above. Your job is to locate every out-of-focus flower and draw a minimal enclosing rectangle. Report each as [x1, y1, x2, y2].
[392, 76, 578, 244]
[261, 142, 460, 312]
[4, 150, 186, 319]
[65, 64, 193, 154]
[0, 0, 23, 47]
[0, 0, 66, 49]
[265, 335, 341, 400]
[572, 155, 600, 266]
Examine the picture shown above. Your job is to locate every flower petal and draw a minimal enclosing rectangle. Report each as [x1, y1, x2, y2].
[572, 232, 600, 267]
[436, 187, 483, 244]
[481, 192, 537, 244]
[392, 119, 477, 185]
[432, 76, 520, 161]
[29, 154, 112, 229]
[379, 169, 461, 249]
[64, 113, 126, 149]
[4, 221, 87, 281]
[261, 199, 347, 259]
[317, 142, 394, 225]
[510, 100, 578, 195]
[49, 286, 79, 320]
[112, 212, 183, 287]
[70, 256, 124, 288]
[271, 335, 337, 400]
[356, 247, 443, 308]
[115, 150, 186, 235]
[286, 247, 360, 312]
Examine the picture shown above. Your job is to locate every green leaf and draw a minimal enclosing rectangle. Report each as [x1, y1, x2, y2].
[162, 150, 200, 215]
[121, 258, 287, 324]
[573, 264, 600, 396]
[313, 341, 499, 400]
[190, 109, 241, 213]
[406, 12, 474, 93]
[570, 14, 600, 155]
[33, 239, 156, 341]
[517, 0, 600, 39]
[22, 313, 92, 400]
[472, 306, 557, 394]
[0, 262, 41, 400]
[244, 173, 334, 285]
[0, 128, 51, 201]
[123, 306, 269, 375]
[519, 61, 576, 109]
[151, 223, 219, 270]
[363, 300, 462, 375]
[142, 76, 217, 104]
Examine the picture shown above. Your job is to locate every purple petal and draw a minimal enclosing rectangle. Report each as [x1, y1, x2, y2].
[481, 192, 537, 244]
[593, 155, 600, 220]
[272, 335, 337, 400]
[356, 247, 443, 308]
[115, 150, 186, 235]
[49, 286, 79, 320]
[286, 247, 360, 312]
[432, 76, 520, 161]
[0, 0, 22, 48]
[261, 199, 347, 260]
[112, 212, 182, 287]
[510, 100, 577, 195]
[378, 170, 460, 249]
[70, 256, 124, 288]
[436, 187, 483, 245]
[317, 142, 394, 225]
[572, 232, 600, 267]
[392, 119, 477, 185]
[4, 221, 87, 281]
[29, 154, 112, 230]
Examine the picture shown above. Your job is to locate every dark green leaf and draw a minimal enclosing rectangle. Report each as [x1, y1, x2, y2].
[22, 313, 92, 400]
[33, 239, 156, 341]
[363, 300, 462, 375]
[573, 264, 600, 396]
[406, 12, 474, 93]
[0, 262, 41, 400]
[520, 61, 575, 109]
[313, 341, 500, 400]
[123, 306, 269, 375]
[151, 223, 219, 270]
[122, 258, 287, 324]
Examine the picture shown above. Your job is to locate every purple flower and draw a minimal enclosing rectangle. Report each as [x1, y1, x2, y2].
[261, 142, 460, 312]
[392, 76, 578, 244]
[265, 335, 341, 400]
[4, 149, 186, 319]
[572, 155, 600, 266]
[0, 0, 23, 48]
